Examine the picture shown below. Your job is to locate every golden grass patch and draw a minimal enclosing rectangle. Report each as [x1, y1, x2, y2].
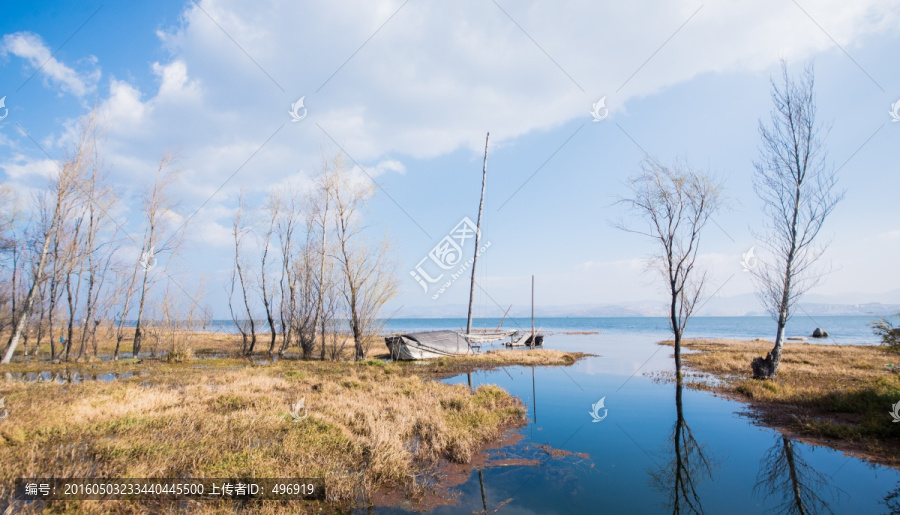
[661, 338, 900, 467]
[0, 351, 587, 513]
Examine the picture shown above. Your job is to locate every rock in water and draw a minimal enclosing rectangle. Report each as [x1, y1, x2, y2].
[812, 328, 829, 338]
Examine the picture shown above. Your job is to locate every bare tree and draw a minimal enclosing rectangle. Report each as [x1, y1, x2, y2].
[332, 163, 399, 360]
[61, 210, 86, 362]
[74, 160, 118, 360]
[259, 196, 279, 355]
[313, 155, 338, 361]
[618, 158, 724, 378]
[294, 212, 319, 359]
[229, 193, 257, 355]
[0, 186, 22, 337]
[132, 153, 182, 357]
[2, 111, 101, 365]
[112, 259, 140, 360]
[749, 62, 844, 379]
[273, 187, 302, 355]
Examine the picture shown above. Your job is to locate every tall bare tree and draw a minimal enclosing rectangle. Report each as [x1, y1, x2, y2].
[273, 188, 300, 355]
[229, 193, 257, 355]
[618, 158, 724, 378]
[332, 162, 399, 360]
[286, 219, 316, 359]
[0, 186, 22, 336]
[311, 155, 340, 360]
[749, 62, 844, 379]
[132, 153, 182, 357]
[259, 196, 279, 355]
[2, 111, 101, 365]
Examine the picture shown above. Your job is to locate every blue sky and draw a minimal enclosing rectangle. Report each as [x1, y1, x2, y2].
[1, 0, 899, 318]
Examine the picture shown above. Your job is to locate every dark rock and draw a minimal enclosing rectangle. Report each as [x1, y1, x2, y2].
[811, 328, 828, 338]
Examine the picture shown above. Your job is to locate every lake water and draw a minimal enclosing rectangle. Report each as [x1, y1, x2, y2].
[203, 315, 883, 344]
[381, 315, 882, 344]
[372, 318, 899, 514]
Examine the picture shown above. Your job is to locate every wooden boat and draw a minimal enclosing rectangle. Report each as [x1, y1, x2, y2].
[505, 332, 544, 347]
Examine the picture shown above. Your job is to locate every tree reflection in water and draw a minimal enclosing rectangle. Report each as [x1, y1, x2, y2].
[754, 434, 842, 515]
[650, 380, 718, 514]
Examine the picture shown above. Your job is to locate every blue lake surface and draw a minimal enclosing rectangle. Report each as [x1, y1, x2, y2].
[381, 315, 882, 344]
[371, 319, 899, 514]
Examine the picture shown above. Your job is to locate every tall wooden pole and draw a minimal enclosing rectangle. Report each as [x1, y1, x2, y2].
[466, 132, 489, 338]
[531, 275, 535, 349]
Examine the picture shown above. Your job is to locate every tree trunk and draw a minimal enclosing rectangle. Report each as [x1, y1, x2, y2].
[670, 282, 682, 379]
[1, 203, 60, 364]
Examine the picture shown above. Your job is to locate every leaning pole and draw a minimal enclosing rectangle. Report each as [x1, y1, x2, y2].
[466, 132, 490, 338]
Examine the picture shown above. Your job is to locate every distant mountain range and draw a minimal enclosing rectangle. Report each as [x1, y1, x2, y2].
[396, 290, 900, 318]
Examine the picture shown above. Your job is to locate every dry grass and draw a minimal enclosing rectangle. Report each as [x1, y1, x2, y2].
[0, 337, 587, 513]
[661, 338, 900, 467]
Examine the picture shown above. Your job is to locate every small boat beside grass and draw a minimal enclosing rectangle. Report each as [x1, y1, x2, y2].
[385, 331, 473, 360]
[384, 133, 544, 360]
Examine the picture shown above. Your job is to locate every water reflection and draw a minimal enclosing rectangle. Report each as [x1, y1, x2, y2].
[883, 483, 900, 513]
[649, 380, 717, 514]
[754, 435, 842, 514]
[4, 369, 136, 383]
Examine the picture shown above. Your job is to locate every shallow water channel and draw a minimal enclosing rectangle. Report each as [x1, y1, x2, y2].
[378, 331, 900, 514]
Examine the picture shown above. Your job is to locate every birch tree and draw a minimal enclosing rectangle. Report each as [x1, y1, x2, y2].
[749, 62, 844, 379]
[618, 158, 724, 378]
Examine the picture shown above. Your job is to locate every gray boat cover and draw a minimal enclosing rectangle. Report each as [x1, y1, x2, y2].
[385, 330, 472, 359]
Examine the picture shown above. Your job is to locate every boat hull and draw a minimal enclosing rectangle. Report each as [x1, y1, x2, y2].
[385, 331, 474, 360]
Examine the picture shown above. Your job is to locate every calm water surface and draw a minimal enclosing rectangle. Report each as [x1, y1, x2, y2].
[374, 321, 899, 514]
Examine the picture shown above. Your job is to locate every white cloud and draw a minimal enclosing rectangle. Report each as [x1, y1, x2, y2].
[123, 0, 900, 185]
[73, 0, 897, 267]
[6, 0, 899, 311]
[0, 155, 58, 180]
[1, 31, 100, 96]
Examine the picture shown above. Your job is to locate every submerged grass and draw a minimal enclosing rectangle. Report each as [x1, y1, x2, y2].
[0, 336, 586, 513]
[660, 338, 900, 467]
